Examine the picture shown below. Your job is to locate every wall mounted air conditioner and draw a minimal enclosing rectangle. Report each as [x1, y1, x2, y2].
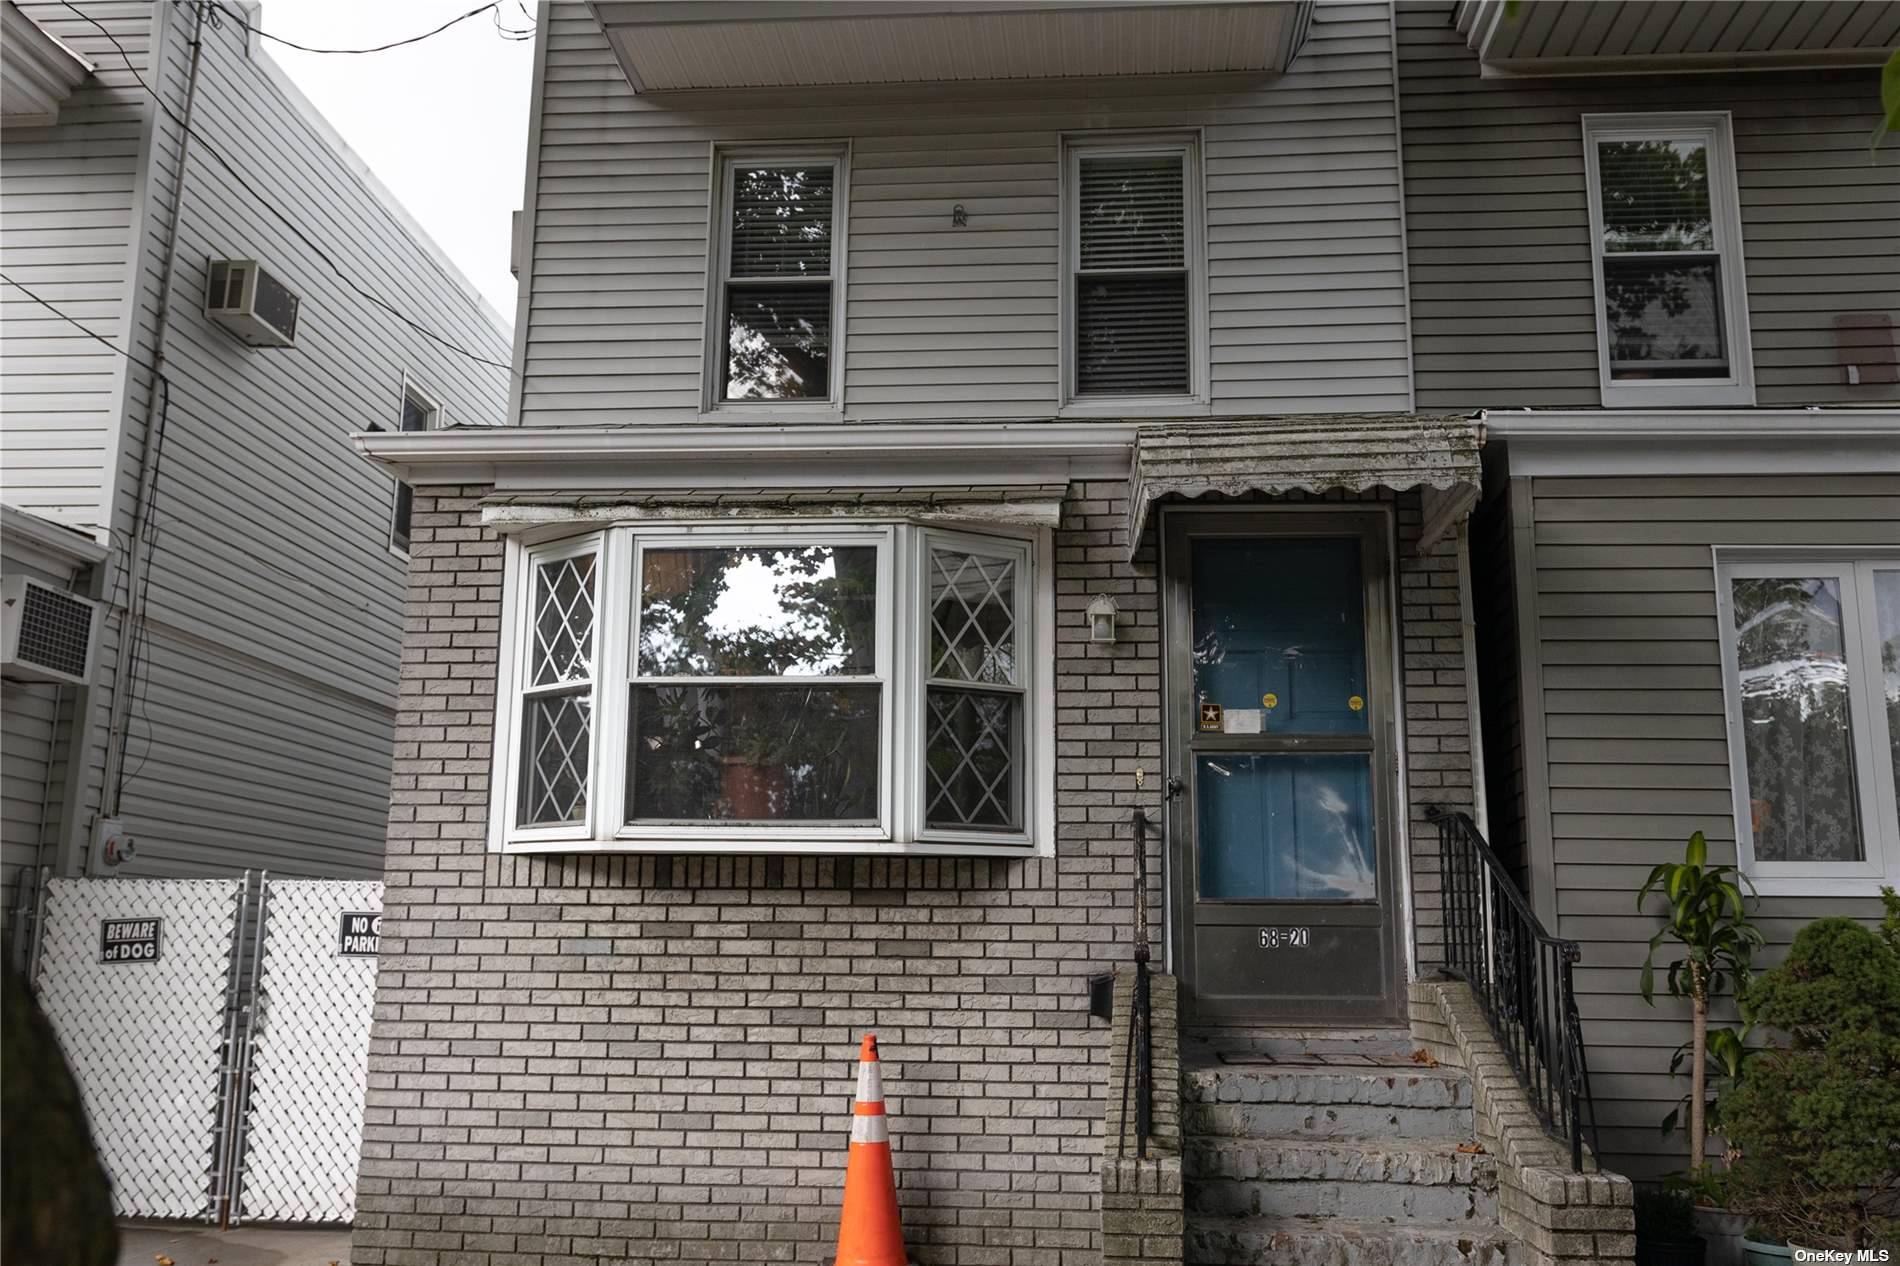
[1, 575, 102, 685]
[205, 258, 300, 348]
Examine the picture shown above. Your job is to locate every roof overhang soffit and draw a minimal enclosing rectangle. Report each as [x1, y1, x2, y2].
[1, 2, 93, 129]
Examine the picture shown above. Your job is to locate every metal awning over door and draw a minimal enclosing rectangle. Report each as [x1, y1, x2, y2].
[1125, 413, 1484, 559]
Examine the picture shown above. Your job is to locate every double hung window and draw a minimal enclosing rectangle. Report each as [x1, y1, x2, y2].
[1582, 113, 1752, 406]
[711, 149, 845, 406]
[1065, 135, 1201, 404]
[1716, 552, 1900, 893]
[497, 523, 1044, 854]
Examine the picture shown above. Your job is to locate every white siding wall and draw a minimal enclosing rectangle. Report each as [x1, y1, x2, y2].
[0, 2, 154, 540]
[518, 0, 1412, 424]
[46, 4, 514, 881]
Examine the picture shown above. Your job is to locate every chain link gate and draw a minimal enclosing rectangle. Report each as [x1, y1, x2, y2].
[231, 879, 384, 1223]
[33, 876, 247, 1220]
[29, 873, 385, 1225]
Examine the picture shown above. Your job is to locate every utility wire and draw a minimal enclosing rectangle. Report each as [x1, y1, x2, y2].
[0, 272, 149, 367]
[206, 1, 530, 54]
[59, 0, 517, 376]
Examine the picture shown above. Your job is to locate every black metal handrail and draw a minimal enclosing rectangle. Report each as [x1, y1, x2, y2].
[1428, 806, 1601, 1171]
[1117, 809, 1155, 1159]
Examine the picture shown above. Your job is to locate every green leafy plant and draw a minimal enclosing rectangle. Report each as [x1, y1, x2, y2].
[1718, 891, 1900, 1252]
[1661, 1023, 1757, 1141]
[1876, 47, 1900, 153]
[1639, 830, 1763, 1174]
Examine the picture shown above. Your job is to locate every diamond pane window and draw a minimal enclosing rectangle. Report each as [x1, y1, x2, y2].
[926, 542, 1025, 832]
[517, 546, 598, 827]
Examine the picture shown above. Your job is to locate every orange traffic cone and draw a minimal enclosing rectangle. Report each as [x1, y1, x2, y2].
[834, 1033, 907, 1266]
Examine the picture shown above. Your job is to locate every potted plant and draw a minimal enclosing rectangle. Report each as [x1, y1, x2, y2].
[1720, 889, 1900, 1260]
[1639, 831, 1764, 1176]
[1636, 1185, 1707, 1266]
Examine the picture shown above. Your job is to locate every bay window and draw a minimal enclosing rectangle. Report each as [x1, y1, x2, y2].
[494, 523, 1047, 855]
[1715, 551, 1900, 894]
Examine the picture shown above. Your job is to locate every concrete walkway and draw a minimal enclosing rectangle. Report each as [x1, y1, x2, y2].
[117, 1224, 354, 1266]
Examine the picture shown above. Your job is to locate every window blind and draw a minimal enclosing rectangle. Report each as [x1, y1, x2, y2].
[1075, 153, 1189, 396]
[729, 166, 833, 278]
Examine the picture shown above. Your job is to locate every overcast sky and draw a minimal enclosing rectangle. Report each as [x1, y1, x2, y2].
[258, 0, 537, 321]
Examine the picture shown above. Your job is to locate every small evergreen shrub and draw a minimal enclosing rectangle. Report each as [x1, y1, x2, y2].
[1717, 890, 1900, 1250]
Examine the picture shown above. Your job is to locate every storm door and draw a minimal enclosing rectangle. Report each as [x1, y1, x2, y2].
[1164, 510, 1404, 1024]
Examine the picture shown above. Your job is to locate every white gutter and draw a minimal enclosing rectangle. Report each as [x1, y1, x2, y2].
[353, 421, 1141, 486]
[1480, 408, 1900, 477]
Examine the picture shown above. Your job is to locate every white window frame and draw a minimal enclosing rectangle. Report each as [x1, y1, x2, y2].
[1582, 112, 1754, 409]
[489, 520, 1054, 857]
[1713, 548, 1900, 895]
[499, 530, 615, 848]
[701, 142, 850, 417]
[1059, 130, 1208, 415]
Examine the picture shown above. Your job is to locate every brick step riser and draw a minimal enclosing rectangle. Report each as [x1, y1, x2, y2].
[1186, 1069, 1473, 1110]
[1185, 1101, 1474, 1139]
[1185, 1140, 1496, 1188]
[1186, 1223, 1522, 1266]
[1186, 1177, 1499, 1223]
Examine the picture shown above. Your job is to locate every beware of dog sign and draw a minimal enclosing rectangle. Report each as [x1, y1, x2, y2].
[100, 918, 162, 964]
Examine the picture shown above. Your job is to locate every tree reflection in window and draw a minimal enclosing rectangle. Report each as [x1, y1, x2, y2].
[722, 165, 834, 401]
[1595, 138, 1727, 378]
[631, 546, 879, 822]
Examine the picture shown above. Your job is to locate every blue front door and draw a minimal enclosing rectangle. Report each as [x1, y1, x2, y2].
[1166, 511, 1403, 1024]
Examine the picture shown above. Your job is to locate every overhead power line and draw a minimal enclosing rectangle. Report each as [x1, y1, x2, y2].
[1, 271, 149, 367]
[204, 1, 533, 54]
[57, 0, 517, 376]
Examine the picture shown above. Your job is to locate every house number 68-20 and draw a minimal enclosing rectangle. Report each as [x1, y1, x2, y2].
[1259, 927, 1310, 949]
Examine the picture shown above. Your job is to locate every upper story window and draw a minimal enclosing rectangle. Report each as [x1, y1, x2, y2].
[494, 522, 1049, 855]
[386, 381, 440, 556]
[1715, 551, 1900, 895]
[1064, 134, 1203, 408]
[710, 147, 847, 409]
[1582, 113, 1753, 407]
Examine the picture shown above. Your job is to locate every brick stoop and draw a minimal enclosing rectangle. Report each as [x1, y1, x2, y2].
[1183, 1030, 1530, 1266]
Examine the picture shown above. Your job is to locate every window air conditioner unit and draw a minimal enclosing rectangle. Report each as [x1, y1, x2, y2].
[205, 258, 300, 348]
[1, 575, 102, 686]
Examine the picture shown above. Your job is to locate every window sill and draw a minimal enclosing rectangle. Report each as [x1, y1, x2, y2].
[699, 404, 845, 424]
[496, 834, 1047, 859]
[1058, 398, 1210, 419]
[1598, 379, 1755, 410]
[1739, 869, 1899, 898]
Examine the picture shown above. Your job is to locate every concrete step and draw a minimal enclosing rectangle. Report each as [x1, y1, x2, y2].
[1190, 1029, 1418, 1063]
[1185, 1137, 1498, 1222]
[1186, 1216, 1524, 1266]
[1184, 1065, 1474, 1139]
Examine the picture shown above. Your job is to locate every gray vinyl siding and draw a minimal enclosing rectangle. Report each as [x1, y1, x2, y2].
[1396, 0, 1900, 411]
[518, 0, 1411, 424]
[1511, 474, 1900, 1181]
[37, 3, 512, 882]
[0, 3, 154, 540]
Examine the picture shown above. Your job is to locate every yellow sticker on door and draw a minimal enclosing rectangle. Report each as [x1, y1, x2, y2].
[1262, 692, 1278, 709]
[1348, 695, 1365, 712]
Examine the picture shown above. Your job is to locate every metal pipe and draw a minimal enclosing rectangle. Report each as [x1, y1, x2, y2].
[224, 870, 271, 1226]
[212, 871, 252, 1227]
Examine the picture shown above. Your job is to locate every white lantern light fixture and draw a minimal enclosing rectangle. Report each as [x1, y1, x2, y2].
[1087, 593, 1119, 643]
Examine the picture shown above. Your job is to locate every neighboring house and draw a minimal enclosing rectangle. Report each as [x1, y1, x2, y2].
[0, 0, 513, 940]
[1394, 0, 1900, 1180]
